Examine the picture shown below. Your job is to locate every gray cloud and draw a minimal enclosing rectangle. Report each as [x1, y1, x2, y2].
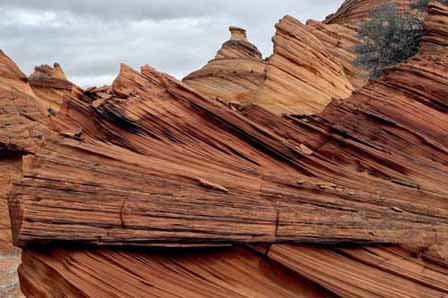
[0, 0, 343, 87]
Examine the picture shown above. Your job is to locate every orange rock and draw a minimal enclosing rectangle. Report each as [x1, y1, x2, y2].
[263, 244, 448, 298]
[3, 2, 448, 298]
[183, 27, 266, 105]
[29, 63, 83, 113]
[420, 1, 448, 54]
[19, 247, 336, 298]
[325, 0, 414, 25]
[0, 50, 44, 298]
[9, 57, 448, 247]
[186, 17, 361, 116]
[253, 16, 354, 115]
[305, 19, 368, 89]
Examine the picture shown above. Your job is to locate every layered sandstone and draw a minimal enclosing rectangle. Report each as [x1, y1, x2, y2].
[9, 61, 448, 248]
[0, 52, 84, 298]
[253, 16, 354, 115]
[0, 51, 49, 153]
[19, 247, 336, 298]
[6, 3, 448, 250]
[0, 51, 48, 298]
[183, 27, 266, 105]
[2, 1, 448, 298]
[29, 63, 83, 113]
[257, 244, 448, 298]
[185, 15, 366, 116]
[305, 19, 367, 89]
[0, 50, 48, 242]
[325, 0, 413, 25]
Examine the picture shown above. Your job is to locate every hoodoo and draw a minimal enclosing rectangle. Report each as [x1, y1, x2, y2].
[183, 26, 266, 105]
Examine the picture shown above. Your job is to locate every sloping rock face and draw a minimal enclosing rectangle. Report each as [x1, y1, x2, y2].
[9, 62, 448, 247]
[0, 51, 49, 153]
[29, 63, 83, 113]
[0, 51, 47, 238]
[325, 0, 413, 25]
[185, 16, 367, 116]
[2, 2, 448, 298]
[253, 16, 354, 115]
[305, 20, 367, 89]
[421, 1, 448, 54]
[0, 52, 84, 298]
[19, 247, 336, 298]
[0, 51, 47, 298]
[183, 27, 266, 105]
[257, 244, 448, 298]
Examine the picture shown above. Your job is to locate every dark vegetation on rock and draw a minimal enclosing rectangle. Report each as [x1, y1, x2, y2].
[354, 3, 423, 78]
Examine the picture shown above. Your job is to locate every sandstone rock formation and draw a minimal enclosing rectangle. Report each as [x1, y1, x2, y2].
[256, 244, 448, 298]
[185, 16, 367, 116]
[305, 19, 367, 89]
[0, 51, 52, 243]
[325, 0, 413, 25]
[9, 61, 448, 247]
[0, 50, 48, 298]
[253, 16, 354, 115]
[183, 27, 266, 105]
[28, 63, 83, 113]
[1, 1, 448, 297]
[0, 53, 82, 298]
[19, 247, 337, 298]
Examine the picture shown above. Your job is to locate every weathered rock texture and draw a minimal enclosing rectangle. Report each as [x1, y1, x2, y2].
[305, 19, 367, 89]
[325, 0, 413, 25]
[0, 50, 49, 298]
[256, 244, 448, 298]
[19, 246, 336, 298]
[0, 242, 22, 298]
[9, 60, 448, 247]
[185, 16, 367, 116]
[1, 1, 448, 298]
[0, 51, 49, 153]
[29, 63, 83, 113]
[253, 16, 354, 115]
[421, 1, 448, 53]
[183, 27, 266, 105]
[0, 158, 22, 296]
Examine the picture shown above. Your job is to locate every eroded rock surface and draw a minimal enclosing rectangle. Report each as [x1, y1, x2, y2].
[325, 0, 413, 25]
[9, 60, 448, 248]
[186, 16, 366, 116]
[0, 50, 45, 298]
[183, 27, 266, 105]
[253, 16, 354, 115]
[257, 244, 448, 298]
[19, 247, 336, 298]
[305, 19, 367, 89]
[29, 63, 83, 113]
[2, 1, 448, 298]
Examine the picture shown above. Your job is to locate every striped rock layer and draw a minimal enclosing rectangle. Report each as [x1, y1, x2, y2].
[324, 0, 414, 25]
[184, 15, 367, 116]
[1, 1, 448, 298]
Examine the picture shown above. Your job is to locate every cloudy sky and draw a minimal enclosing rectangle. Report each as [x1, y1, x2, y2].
[1, 0, 343, 87]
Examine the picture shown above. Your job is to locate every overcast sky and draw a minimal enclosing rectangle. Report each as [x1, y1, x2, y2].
[1, 0, 343, 87]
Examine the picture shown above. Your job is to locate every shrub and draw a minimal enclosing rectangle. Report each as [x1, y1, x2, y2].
[353, 3, 424, 78]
